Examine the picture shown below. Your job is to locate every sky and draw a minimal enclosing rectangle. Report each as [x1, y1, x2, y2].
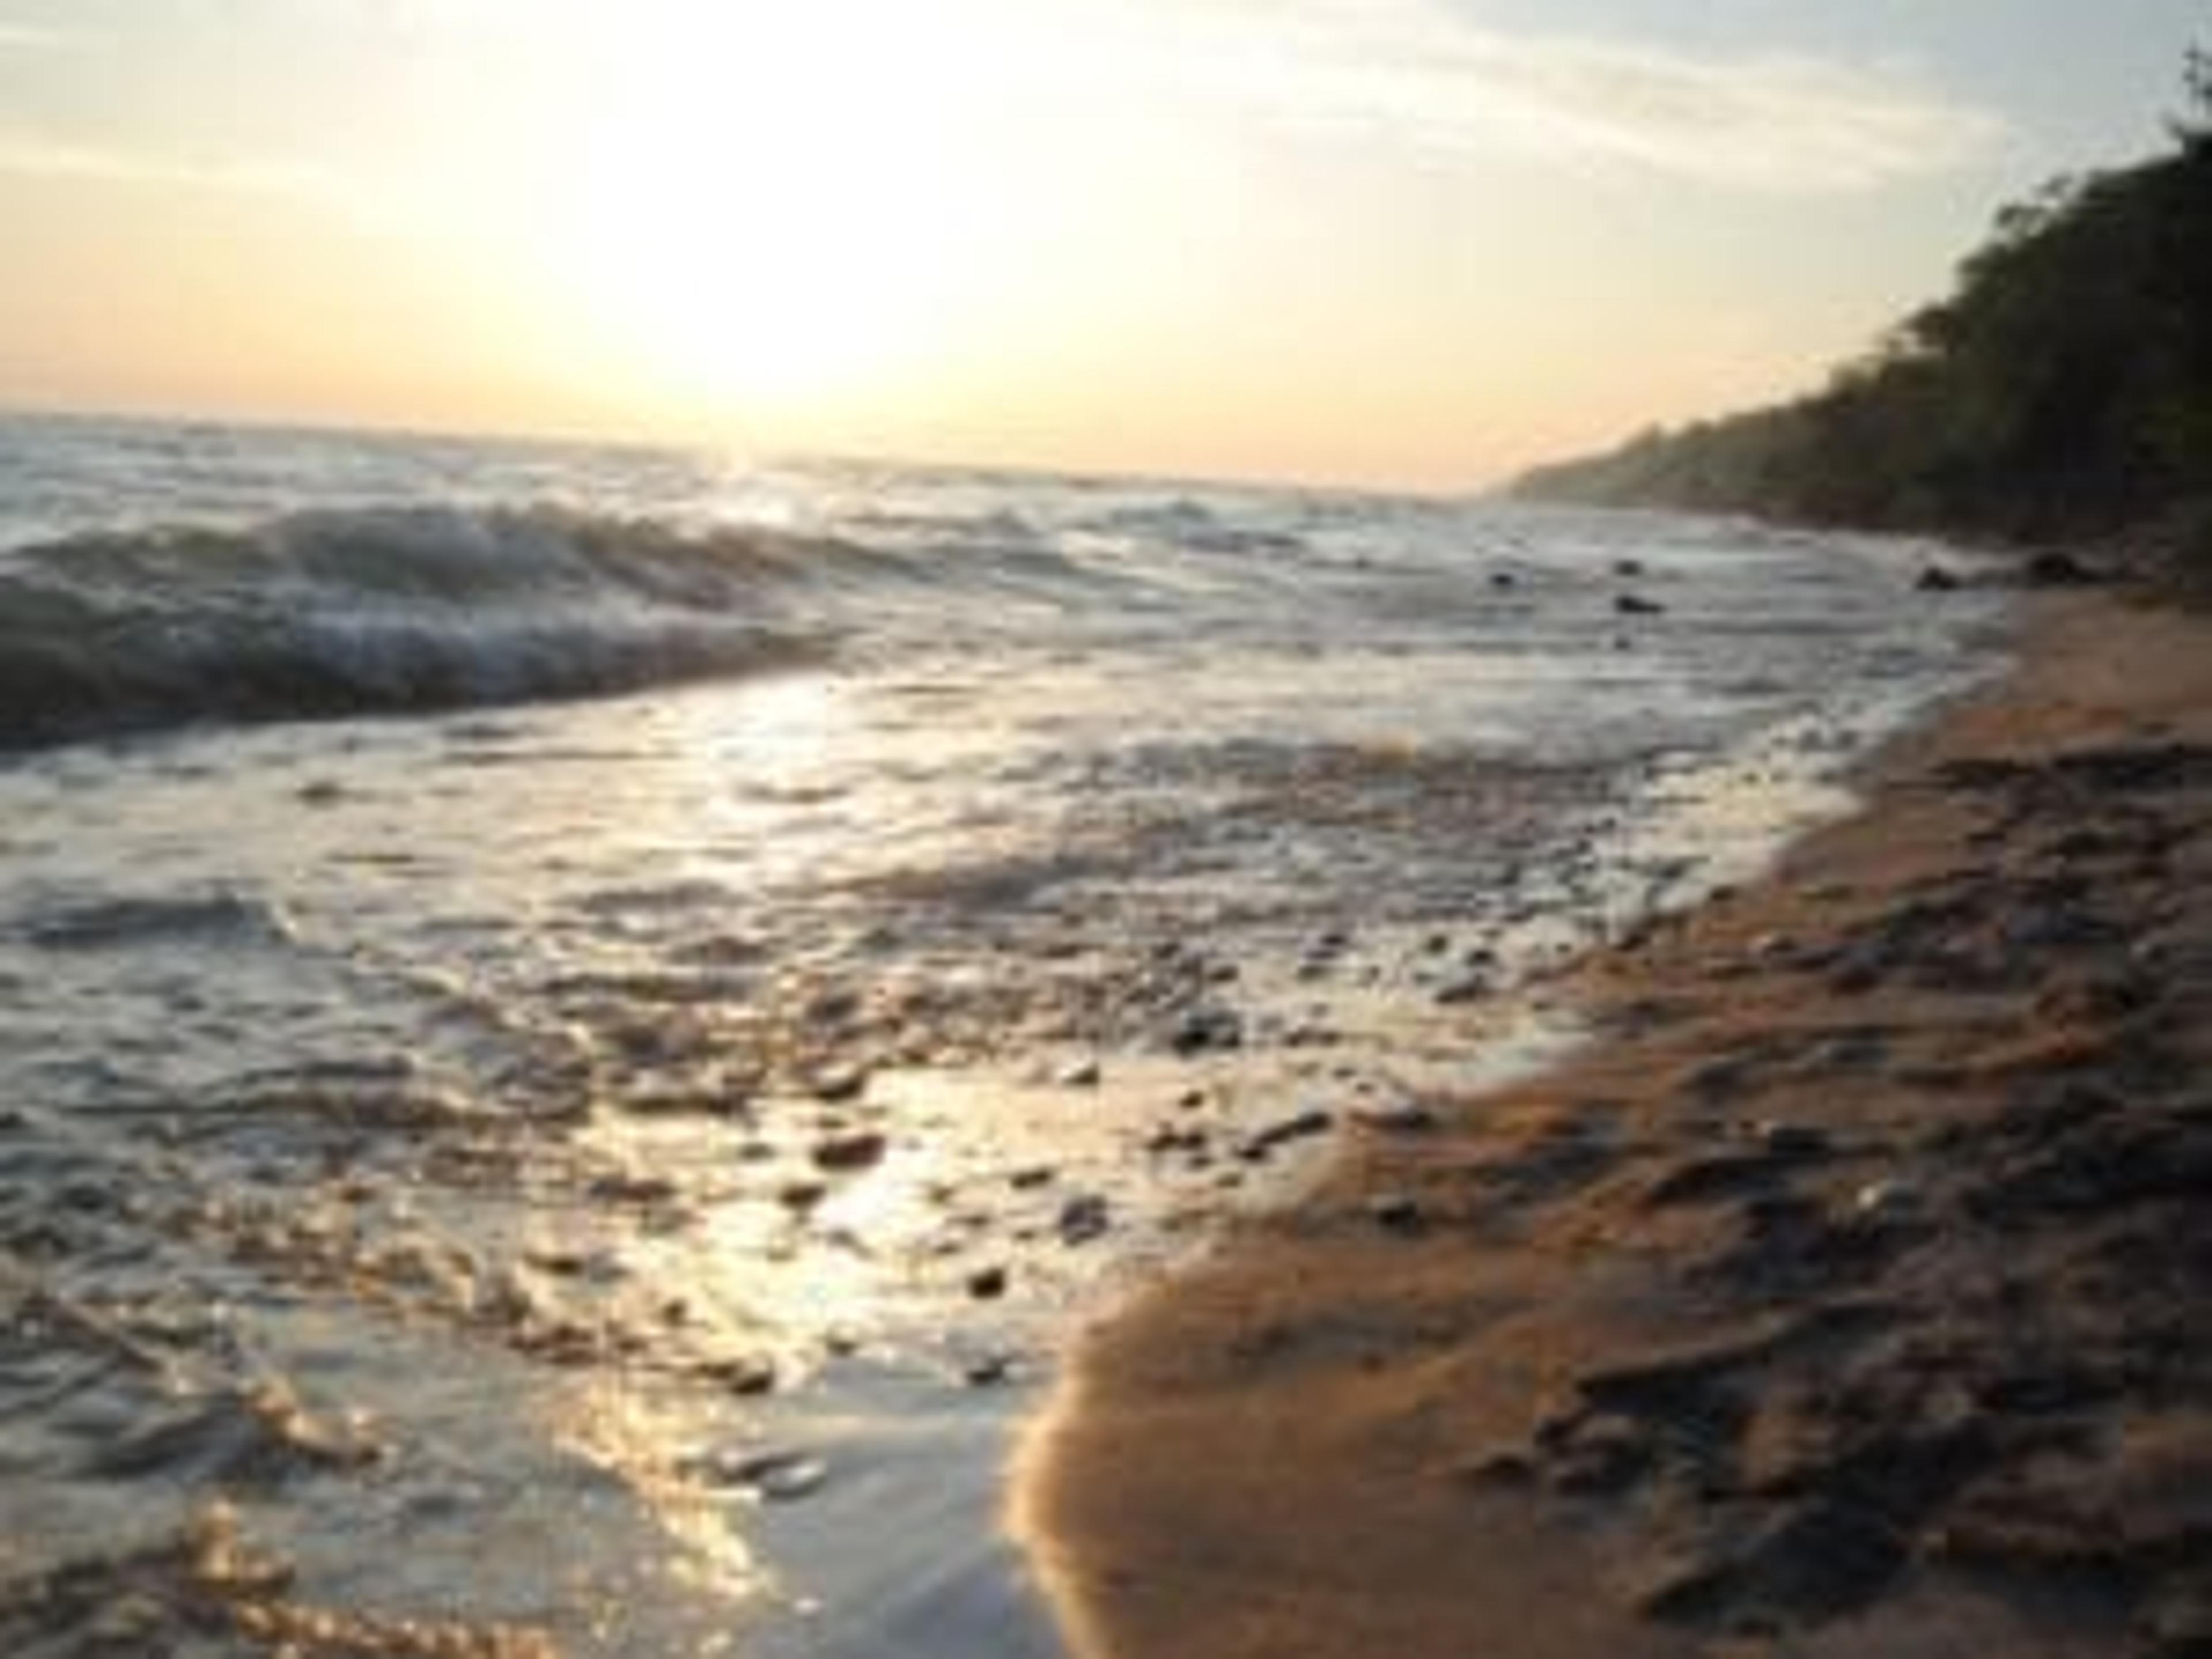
[0, 2, 2202, 488]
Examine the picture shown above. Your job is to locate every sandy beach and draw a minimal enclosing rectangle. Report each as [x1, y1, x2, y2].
[1027, 585, 2212, 1658]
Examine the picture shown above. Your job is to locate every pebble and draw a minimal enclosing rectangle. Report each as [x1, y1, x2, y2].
[1357, 1103, 1441, 1136]
[1169, 1006, 1244, 1055]
[1370, 1194, 1426, 1234]
[1758, 1123, 1834, 1161]
[710, 1449, 828, 1503]
[966, 1265, 1009, 1299]
[777, 1180, 829, 1210]
[1852, 1177, 1923, 1219]
[702, 1357, 778, 1396]
[1058, 1194, 1111, 1245]
[1240, 1108, 1335, 1161]
[808, 1065, 869, 1103]
[1055, 1058, 1103, 1089]
[812, 1131, 888, 1173]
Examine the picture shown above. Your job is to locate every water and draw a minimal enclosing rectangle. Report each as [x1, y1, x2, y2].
[0, 410, 2002, 1655]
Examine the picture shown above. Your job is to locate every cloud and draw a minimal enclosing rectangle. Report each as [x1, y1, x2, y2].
[0, 15, 88, 52]
[0, 131, 335, 198]
[1048, 0, 2008, 191]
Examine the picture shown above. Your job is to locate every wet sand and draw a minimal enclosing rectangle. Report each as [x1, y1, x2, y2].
[1027, 589, 2212, 1658]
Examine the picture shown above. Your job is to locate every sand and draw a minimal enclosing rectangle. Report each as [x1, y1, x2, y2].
[1025, 588, 2212, 1659]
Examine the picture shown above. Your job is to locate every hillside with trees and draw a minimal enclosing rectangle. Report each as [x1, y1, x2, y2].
[1511, 52, 2212, 572]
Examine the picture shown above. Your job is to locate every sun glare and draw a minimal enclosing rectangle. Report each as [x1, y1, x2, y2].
[540, 5, 1021, 426]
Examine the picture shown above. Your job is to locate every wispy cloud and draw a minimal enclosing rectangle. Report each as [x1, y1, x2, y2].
[0, 131, 335, 198]
[1046, 0, 2008, 191]
[0, 16, 87, 52]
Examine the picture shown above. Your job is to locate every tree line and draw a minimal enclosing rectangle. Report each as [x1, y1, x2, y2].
[1511, 51, 2212, 572]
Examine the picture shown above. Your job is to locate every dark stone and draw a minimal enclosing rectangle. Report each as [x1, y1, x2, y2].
[1170, 1005, 1245, 1055]
[811, 1131, 888, 1173]
[1370, 1194, 1426, 1234]
[1615, 592, 1666, 616]
[1058, 1193, 1111, 1245]
[2021, 549, 2103, 586]
[1357, 1103, 1441, 1135]
[1239, 1109, 1335, 1161]
[965, 1265, 1010, 1299]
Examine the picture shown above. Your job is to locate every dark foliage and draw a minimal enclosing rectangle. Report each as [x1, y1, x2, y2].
[1512, 53, 2212, 574]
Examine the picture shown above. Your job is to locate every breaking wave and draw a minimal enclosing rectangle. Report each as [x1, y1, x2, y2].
[0, 505, 868, 749]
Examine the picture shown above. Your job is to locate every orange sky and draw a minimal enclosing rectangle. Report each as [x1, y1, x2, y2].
[0, 1, 2199, 488]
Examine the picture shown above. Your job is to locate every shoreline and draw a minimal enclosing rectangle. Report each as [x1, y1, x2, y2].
[1021, 588, 2212, 1658]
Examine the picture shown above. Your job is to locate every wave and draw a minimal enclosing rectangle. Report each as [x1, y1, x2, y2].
[0, 505, 861, 750]
[20, 888, 296, 951]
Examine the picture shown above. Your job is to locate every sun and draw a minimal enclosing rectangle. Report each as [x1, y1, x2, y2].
[540, 4, 1014, 426]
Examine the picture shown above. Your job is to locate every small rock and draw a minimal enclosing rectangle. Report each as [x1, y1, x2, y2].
[1852, 1177, 1922, 1219]
[1370, 1194, 1425, 1234]
[1915, 563, 1961, 592]
[1615, 592, 1665, 616]
[587, 1172, 679, 1206]
[777, 1180, 829, 1210]
[702, 1357, 778, 1396]
[812, 1131, 888, 1173]
[1169, 1005, 1244, 1055]
[1433, 974, 1488, 1006]
[724, 1450, 827, 1502]
[1240, 1108, 1335, 1161]
[1357, 1103, 1441, 1135]
[1055, 1058, 1103, 1089]
[808, 1064, 869, 1103]
[2022, 549, 2101, 586]
[966, 1265, 1009, 1299]
[1058, 1193, 1111, 1245]
[1759, 1123, 1834, 1161]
